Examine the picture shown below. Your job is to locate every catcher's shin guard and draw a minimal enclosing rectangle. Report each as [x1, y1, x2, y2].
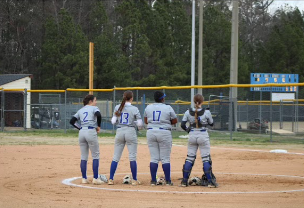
[181, 157, 195, 186]
[203, 161, 218, 188]
[203, 161, 212, 180]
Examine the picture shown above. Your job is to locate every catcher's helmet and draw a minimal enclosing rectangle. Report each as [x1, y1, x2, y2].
[156, 176, 166, 185]
[122, 175, 132, 184]
[188, 176, 201, 186]
[98, 174, 108, 183]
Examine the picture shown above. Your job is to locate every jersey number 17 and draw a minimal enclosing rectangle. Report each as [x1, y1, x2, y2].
[153, 111, 161, 121]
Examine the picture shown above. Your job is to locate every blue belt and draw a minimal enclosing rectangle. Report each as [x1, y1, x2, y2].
[117, 126, 131, 128]
[190, 129, 206, 132]
[148, 127, 171, 131]
[80, 126, 95, 129]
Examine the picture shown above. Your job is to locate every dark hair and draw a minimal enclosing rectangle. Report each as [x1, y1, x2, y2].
[154, 91, 165, 102]
[115, 90, 133, 116]
[83, 94, 95, 106]
[194, 94, 204, 128]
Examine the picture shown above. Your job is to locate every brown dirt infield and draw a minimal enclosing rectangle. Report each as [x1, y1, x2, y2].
[0, 136, 304, 208]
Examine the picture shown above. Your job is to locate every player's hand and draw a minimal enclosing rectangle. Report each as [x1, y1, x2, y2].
[96, 127, 100, 133]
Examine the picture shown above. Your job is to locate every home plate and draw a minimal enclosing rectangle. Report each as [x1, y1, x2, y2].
[270, 149, 288, 153]
[179, 135, 189, 139]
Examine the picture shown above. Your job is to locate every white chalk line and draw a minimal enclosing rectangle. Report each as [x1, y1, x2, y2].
[172, 144, 304, 155]
[62, 171, 304, 194]
[62, 146, 304, 194]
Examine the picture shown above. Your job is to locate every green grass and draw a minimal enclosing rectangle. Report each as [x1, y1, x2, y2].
[1, 129, 303, 147]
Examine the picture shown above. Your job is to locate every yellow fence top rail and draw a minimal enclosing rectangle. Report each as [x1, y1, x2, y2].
[4, 89, 25, 91]
[28, 90, 66, 93]
[67, 88, 113, 92]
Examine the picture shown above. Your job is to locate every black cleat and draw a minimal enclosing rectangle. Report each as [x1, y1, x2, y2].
[150, 180, 157, 186]
[207, 179, 219, 188]
[166, 180, 174, 186]
[180, 180, 188, 187]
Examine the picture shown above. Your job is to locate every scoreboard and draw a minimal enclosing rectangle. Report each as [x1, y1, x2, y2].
[250, 73, 299, 92]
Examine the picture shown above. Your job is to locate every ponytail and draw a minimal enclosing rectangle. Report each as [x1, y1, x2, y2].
[115, 97, 126, 116]
[193, 94, 204, 128]
[115, 90, 133, 117]
[195, 102, 199, 128]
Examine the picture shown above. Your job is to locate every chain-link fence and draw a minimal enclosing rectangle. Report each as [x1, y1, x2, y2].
[1, 84, 303, 141]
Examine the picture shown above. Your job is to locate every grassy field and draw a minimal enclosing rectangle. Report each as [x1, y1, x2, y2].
[1, 129, 303, 148]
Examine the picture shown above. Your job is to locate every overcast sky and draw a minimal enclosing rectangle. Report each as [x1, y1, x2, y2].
[269, 0, 304, 13]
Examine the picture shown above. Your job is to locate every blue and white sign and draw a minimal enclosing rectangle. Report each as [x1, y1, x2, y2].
[250, 73, 299, 92]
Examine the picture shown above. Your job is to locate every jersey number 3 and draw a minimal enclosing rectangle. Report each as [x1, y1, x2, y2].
[153, 111, 161, 121]
[120, 113, 129, 124]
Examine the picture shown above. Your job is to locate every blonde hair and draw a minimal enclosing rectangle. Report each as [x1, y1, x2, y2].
[115, 91, 133, 116]
[194, 94, 204, 128]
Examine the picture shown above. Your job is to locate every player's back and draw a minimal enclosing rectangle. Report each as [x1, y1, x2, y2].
[144, 103, 176, 129]
[75, 105, 100, 128]
[115, 104, 141, 128]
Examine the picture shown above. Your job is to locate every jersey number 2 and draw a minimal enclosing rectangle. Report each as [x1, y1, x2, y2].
[83, 112, 88, 122]
[120, 113, 129, 124]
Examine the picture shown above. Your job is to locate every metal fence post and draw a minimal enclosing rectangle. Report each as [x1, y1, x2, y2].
[64, 90, 67, 134]
[113, 86, 116, 133]
[259, 90, 262, 134]
[1, 90, 3, 132]
[270, 87, 272, 142]
[296, 89, 299, 132]
[2, 90, 4, 131]
[292, 100, 295, 132]
[229, 87, 232, 140]
[24, 88, 27, 131]
[246, 99, 248, 128]
[280, 100, 283, 129]
[136, 90, 139, 108]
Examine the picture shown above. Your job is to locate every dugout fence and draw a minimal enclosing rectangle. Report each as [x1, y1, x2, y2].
[0, 84, 304, 142]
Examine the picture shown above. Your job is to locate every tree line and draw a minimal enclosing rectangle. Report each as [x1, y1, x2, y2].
[0, 0, 303, 93]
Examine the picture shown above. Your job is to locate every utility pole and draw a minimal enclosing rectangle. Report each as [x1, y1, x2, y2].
[198, 0, 204, 95]
[229, 0, 239, 132]
[191, 0, 196, 107]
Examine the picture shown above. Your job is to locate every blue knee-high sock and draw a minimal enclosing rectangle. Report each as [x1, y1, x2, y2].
[150, 162, 158, 182]
[110, 161, 118, 180]
[162, 163, 171, 182]
[183, 161, 193, 180]
[93, 159, 99, 179]
[130, 161, 137, 180]
[80, 160, 87, 179]
[203, 162, 212, 181]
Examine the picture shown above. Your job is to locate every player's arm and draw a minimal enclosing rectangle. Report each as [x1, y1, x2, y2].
[169, 106, 178, 125]
[181, 121, 191, 133]
[205, 109, 214, 126]
[95, 111, 101, 132]
[144, 117, 148, 124]
[111, 106, 118, 124]
[180, 111, 190, 133]
[70, 116, 80, 130]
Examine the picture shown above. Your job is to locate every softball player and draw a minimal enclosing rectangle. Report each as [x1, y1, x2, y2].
[108, 91, 143, 186]
[70, 94, 103, 185]
[180, 94, 218, 188]
[144, 91, 177, 186]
